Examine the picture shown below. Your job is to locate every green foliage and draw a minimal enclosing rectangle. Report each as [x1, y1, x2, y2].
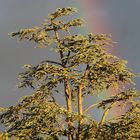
[0, 7, 140, 140]
[0, 90, 67, 139]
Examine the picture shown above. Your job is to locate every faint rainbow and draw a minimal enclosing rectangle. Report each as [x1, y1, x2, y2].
[81, 0, 109, 32]
[80, 0, 123, 120]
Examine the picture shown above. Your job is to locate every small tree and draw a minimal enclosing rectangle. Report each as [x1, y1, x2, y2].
[0, 7, 140, 140]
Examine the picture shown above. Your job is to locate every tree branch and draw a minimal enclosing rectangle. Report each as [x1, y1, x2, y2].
[41, 60, 64, 67]
[99, 102, 117, 126]
[83, 102, 99, 113]
[54, 30, 65, 66]
[64, 50, 71, 65]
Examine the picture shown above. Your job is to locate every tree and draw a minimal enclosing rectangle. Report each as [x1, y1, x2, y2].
[0, 7, 140, 140]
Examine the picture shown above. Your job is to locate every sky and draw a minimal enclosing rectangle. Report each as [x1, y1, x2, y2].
[0, 0, 140, 123]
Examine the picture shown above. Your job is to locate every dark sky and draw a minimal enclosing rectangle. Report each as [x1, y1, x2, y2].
[0, 0, 140, 109]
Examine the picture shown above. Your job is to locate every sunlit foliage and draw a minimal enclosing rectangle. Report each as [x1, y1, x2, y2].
[0, 7, 140, 140]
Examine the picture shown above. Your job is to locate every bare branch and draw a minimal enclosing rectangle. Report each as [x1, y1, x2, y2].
[41, 60, 64, 67]
[64, 50, 71, 65]
[83, 102, 99, 113]
[99, 102, 117, 126]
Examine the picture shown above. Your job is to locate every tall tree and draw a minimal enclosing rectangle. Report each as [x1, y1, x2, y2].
[0, 7, 140, 140]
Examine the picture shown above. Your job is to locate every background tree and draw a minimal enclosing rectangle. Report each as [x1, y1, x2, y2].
[0, 7, 140, 140]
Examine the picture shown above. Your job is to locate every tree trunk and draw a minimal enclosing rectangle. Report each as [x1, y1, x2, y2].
[54, 30, 74, 139]
[64, 80, 74, 140]
[77, 85, 83, 140]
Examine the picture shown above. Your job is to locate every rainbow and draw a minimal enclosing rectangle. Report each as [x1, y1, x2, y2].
[80, 0, 123, 120]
